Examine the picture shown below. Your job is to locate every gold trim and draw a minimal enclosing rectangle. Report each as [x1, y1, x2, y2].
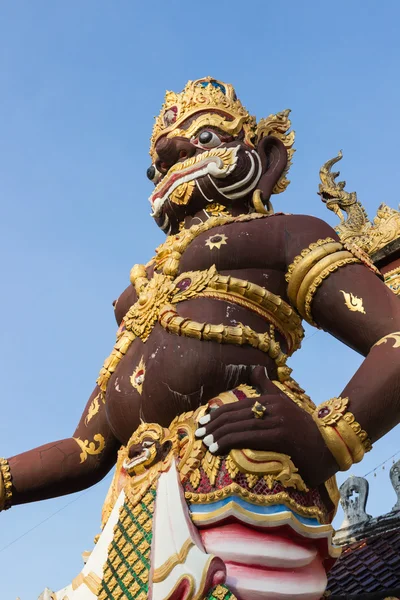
[153, 538, 194, 583]
[374, 331, 400, 349]
[71, 573, 84, 590]
[189, 499, 333, 534]
[287, 241, 342, 301]
[312, 398, 371, 470]
[185, 483, 324, 521]
[296, 250, 354, 317]
[72, 571, 101, 595]
[230, 449, 308, 492]
[73, 434, 105, 464]
[0, 458, 12, 511]
[303, 256, 360, 325]
[286, 238, 337, 284]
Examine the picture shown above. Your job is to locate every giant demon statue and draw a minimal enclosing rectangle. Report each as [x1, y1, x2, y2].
[1, 77, 400, 600]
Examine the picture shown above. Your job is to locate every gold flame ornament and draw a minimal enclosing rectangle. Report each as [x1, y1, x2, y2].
[340, 290, 366, 314]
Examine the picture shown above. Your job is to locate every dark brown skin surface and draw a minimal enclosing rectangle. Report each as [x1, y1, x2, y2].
[8, 212, 400, 502]
[7, 117, 400, 505]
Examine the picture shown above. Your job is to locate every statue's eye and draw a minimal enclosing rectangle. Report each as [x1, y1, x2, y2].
[142, 440, 154, 448]
[196, 130, 222, 149]
[146, 165, 162, 184]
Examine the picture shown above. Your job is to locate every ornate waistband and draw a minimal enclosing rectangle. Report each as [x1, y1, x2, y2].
[97, 264, 304, 393]
[101, 387, 338, 530]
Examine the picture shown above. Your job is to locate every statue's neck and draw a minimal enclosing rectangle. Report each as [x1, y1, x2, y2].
[182, 202, 250, 230]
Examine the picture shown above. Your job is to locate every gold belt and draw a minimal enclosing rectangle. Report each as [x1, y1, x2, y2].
[97, 265, 304, 392]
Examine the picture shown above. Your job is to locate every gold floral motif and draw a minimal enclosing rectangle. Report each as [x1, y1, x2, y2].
[211, 585, 238, 600]
[340, 290, 366, 314]
[205, 203, 231, 218]
[205, 233, 228, 250]
[264, 474, 275, 490]
[124, 271, 175, 341]
[374, 331, 400, 349]
[84, 392, 103, 426]
[169, 178, 195, 206]
[130, 356, 146, 395]
[73, 434, 105, 464]
[225, 454, 239, 480]
[202, 452, 221, 487]
[246, 474, 259, 489]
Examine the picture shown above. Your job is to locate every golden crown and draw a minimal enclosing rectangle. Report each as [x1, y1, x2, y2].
[150, 77, 256, 159]
[150, 77, 295, 195]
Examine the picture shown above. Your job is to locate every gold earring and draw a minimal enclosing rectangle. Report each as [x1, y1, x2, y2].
[252, 189, 274, 216]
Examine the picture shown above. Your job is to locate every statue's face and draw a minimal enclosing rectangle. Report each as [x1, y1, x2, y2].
[148, 112, 262, 234]
[124, 424, 171, 475]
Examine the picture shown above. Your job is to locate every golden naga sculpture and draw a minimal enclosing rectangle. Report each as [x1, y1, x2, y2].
[319, 151, 400, 295]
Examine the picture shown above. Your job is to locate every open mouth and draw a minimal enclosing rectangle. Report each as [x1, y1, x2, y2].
[149, 146, 240, 217]
[123, 448, 150, 471]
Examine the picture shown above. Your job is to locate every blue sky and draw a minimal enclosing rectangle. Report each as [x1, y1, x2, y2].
[1, 1, 400, 597]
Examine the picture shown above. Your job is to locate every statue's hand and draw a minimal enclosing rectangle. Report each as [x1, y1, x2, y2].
[195, 367, 338, 488]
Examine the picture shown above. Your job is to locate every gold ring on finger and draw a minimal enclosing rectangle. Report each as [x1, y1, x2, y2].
[251, 401, 267, 419]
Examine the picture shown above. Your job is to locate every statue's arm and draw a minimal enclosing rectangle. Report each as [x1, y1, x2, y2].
[285, 214, 400, 447]
[3, 386, 120, 507]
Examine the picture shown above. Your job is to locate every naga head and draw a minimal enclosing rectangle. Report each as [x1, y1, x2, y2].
[147, 77, 295, 234]
[124, 423, 172, 476]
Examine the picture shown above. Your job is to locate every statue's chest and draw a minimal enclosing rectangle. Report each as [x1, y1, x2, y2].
[177, 219, 285, 275]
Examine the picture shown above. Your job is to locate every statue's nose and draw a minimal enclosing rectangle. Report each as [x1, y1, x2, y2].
[128, 443, 144, 460]
[155, 137, 196, 173]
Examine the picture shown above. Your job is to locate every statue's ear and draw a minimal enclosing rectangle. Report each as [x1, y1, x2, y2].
[256, 136, 288, 203]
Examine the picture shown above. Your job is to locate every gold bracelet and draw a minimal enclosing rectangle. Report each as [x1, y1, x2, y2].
[287, 240, 342, 305]
[286, 240, 361, 325]
[312, 398, 372, 471]
[302, 255, 360, 325]
[0, 458, 12, 511]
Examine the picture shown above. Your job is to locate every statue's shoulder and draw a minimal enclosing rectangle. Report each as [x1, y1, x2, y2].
[244, 212, 336, 244]
[279, 213, 338, 241]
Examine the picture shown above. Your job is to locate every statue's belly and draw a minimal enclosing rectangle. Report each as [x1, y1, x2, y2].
[105, 315, 276, 444]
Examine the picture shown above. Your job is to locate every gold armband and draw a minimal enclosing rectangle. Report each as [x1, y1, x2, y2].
[286, 239, 361, 325]
[312, 397, 372, 471]
[0, 458, 12, 511]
